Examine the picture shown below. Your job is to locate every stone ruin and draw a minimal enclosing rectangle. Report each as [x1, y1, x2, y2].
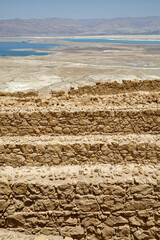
[0, 79, 159, 239]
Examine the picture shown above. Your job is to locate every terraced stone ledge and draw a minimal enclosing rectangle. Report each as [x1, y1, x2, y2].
[0, 134, 159, 167]
[0, 107, 159, 136]
[0, 164, 159, 239]
[0, 163, 159, 185]
[0, 79, 159, 239]
[67, 79, 160, 96]
[0, 91, 159, 111]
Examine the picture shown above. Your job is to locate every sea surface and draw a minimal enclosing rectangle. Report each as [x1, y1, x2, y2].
[0, 41, 65, 56]
[1, 39, 160, 57]
[63, 38, 160, 44]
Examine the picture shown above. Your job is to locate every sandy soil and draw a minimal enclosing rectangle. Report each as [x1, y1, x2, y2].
[0, 35, 160, 92]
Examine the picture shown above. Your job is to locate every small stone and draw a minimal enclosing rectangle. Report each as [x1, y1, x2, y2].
[123, 168, 130, 174]
[54, 126, 63, 134]
[13, 183, 27, 194]
[134, 176, 141, 184]
[120, 225, 130, 236]
[102, 226, 115, 239]
[129, 216, 142, 226]
[63, 128, 71, 134]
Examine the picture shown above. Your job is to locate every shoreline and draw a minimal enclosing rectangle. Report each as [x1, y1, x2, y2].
[0, 34, 160, 42]
[0, 34, 160, 92]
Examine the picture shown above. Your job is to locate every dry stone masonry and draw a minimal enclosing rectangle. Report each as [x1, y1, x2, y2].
[0, 79, 160, 240]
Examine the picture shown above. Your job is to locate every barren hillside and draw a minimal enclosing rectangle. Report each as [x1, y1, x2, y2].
[0, 16, 160, 36]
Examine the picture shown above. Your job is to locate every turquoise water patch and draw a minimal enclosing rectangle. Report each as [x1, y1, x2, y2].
[0, 41, 65, 56]
[62, 38, 160, 44]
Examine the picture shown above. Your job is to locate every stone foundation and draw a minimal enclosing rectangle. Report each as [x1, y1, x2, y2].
[68, 79, 160, 96]
[0, 134, 159, 167]
[0, 165, 159, 239]
[0, 108, 159, 136]
[0, 79, 159, 239]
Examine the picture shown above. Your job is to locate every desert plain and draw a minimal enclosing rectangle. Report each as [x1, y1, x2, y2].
[0, 35, 160, 93]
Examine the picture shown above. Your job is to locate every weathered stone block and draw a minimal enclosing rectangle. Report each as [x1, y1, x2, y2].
[13, 183, 27, 195]
[102, 226, 115, 239]
[0, 200, 10, 212]
[0, 181, 11, 195]
[76, 196, 99, 212]
[7, 213, 25, 227]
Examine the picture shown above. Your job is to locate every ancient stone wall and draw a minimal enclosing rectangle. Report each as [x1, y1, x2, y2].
[0, 135, 159, 167]
[68, 79, 160, 96]
[0, 109, 159, 136]
[0, 90, 38, 98]
[0, 165, 159, 239]
[1, 79, 160, 98]
[0, 79, 159, 239]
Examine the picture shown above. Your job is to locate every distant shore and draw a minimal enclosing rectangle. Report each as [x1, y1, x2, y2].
[0, 35, 160, 44]
[0, 34, 160, 92]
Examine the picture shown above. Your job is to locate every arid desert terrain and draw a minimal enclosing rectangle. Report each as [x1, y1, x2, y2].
[0, 35, 160, 93]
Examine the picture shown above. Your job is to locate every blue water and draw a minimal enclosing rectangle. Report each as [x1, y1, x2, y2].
[1, 39, 160, 57]
[0, 41, 65, 56]
[62, 38, 160, 44]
